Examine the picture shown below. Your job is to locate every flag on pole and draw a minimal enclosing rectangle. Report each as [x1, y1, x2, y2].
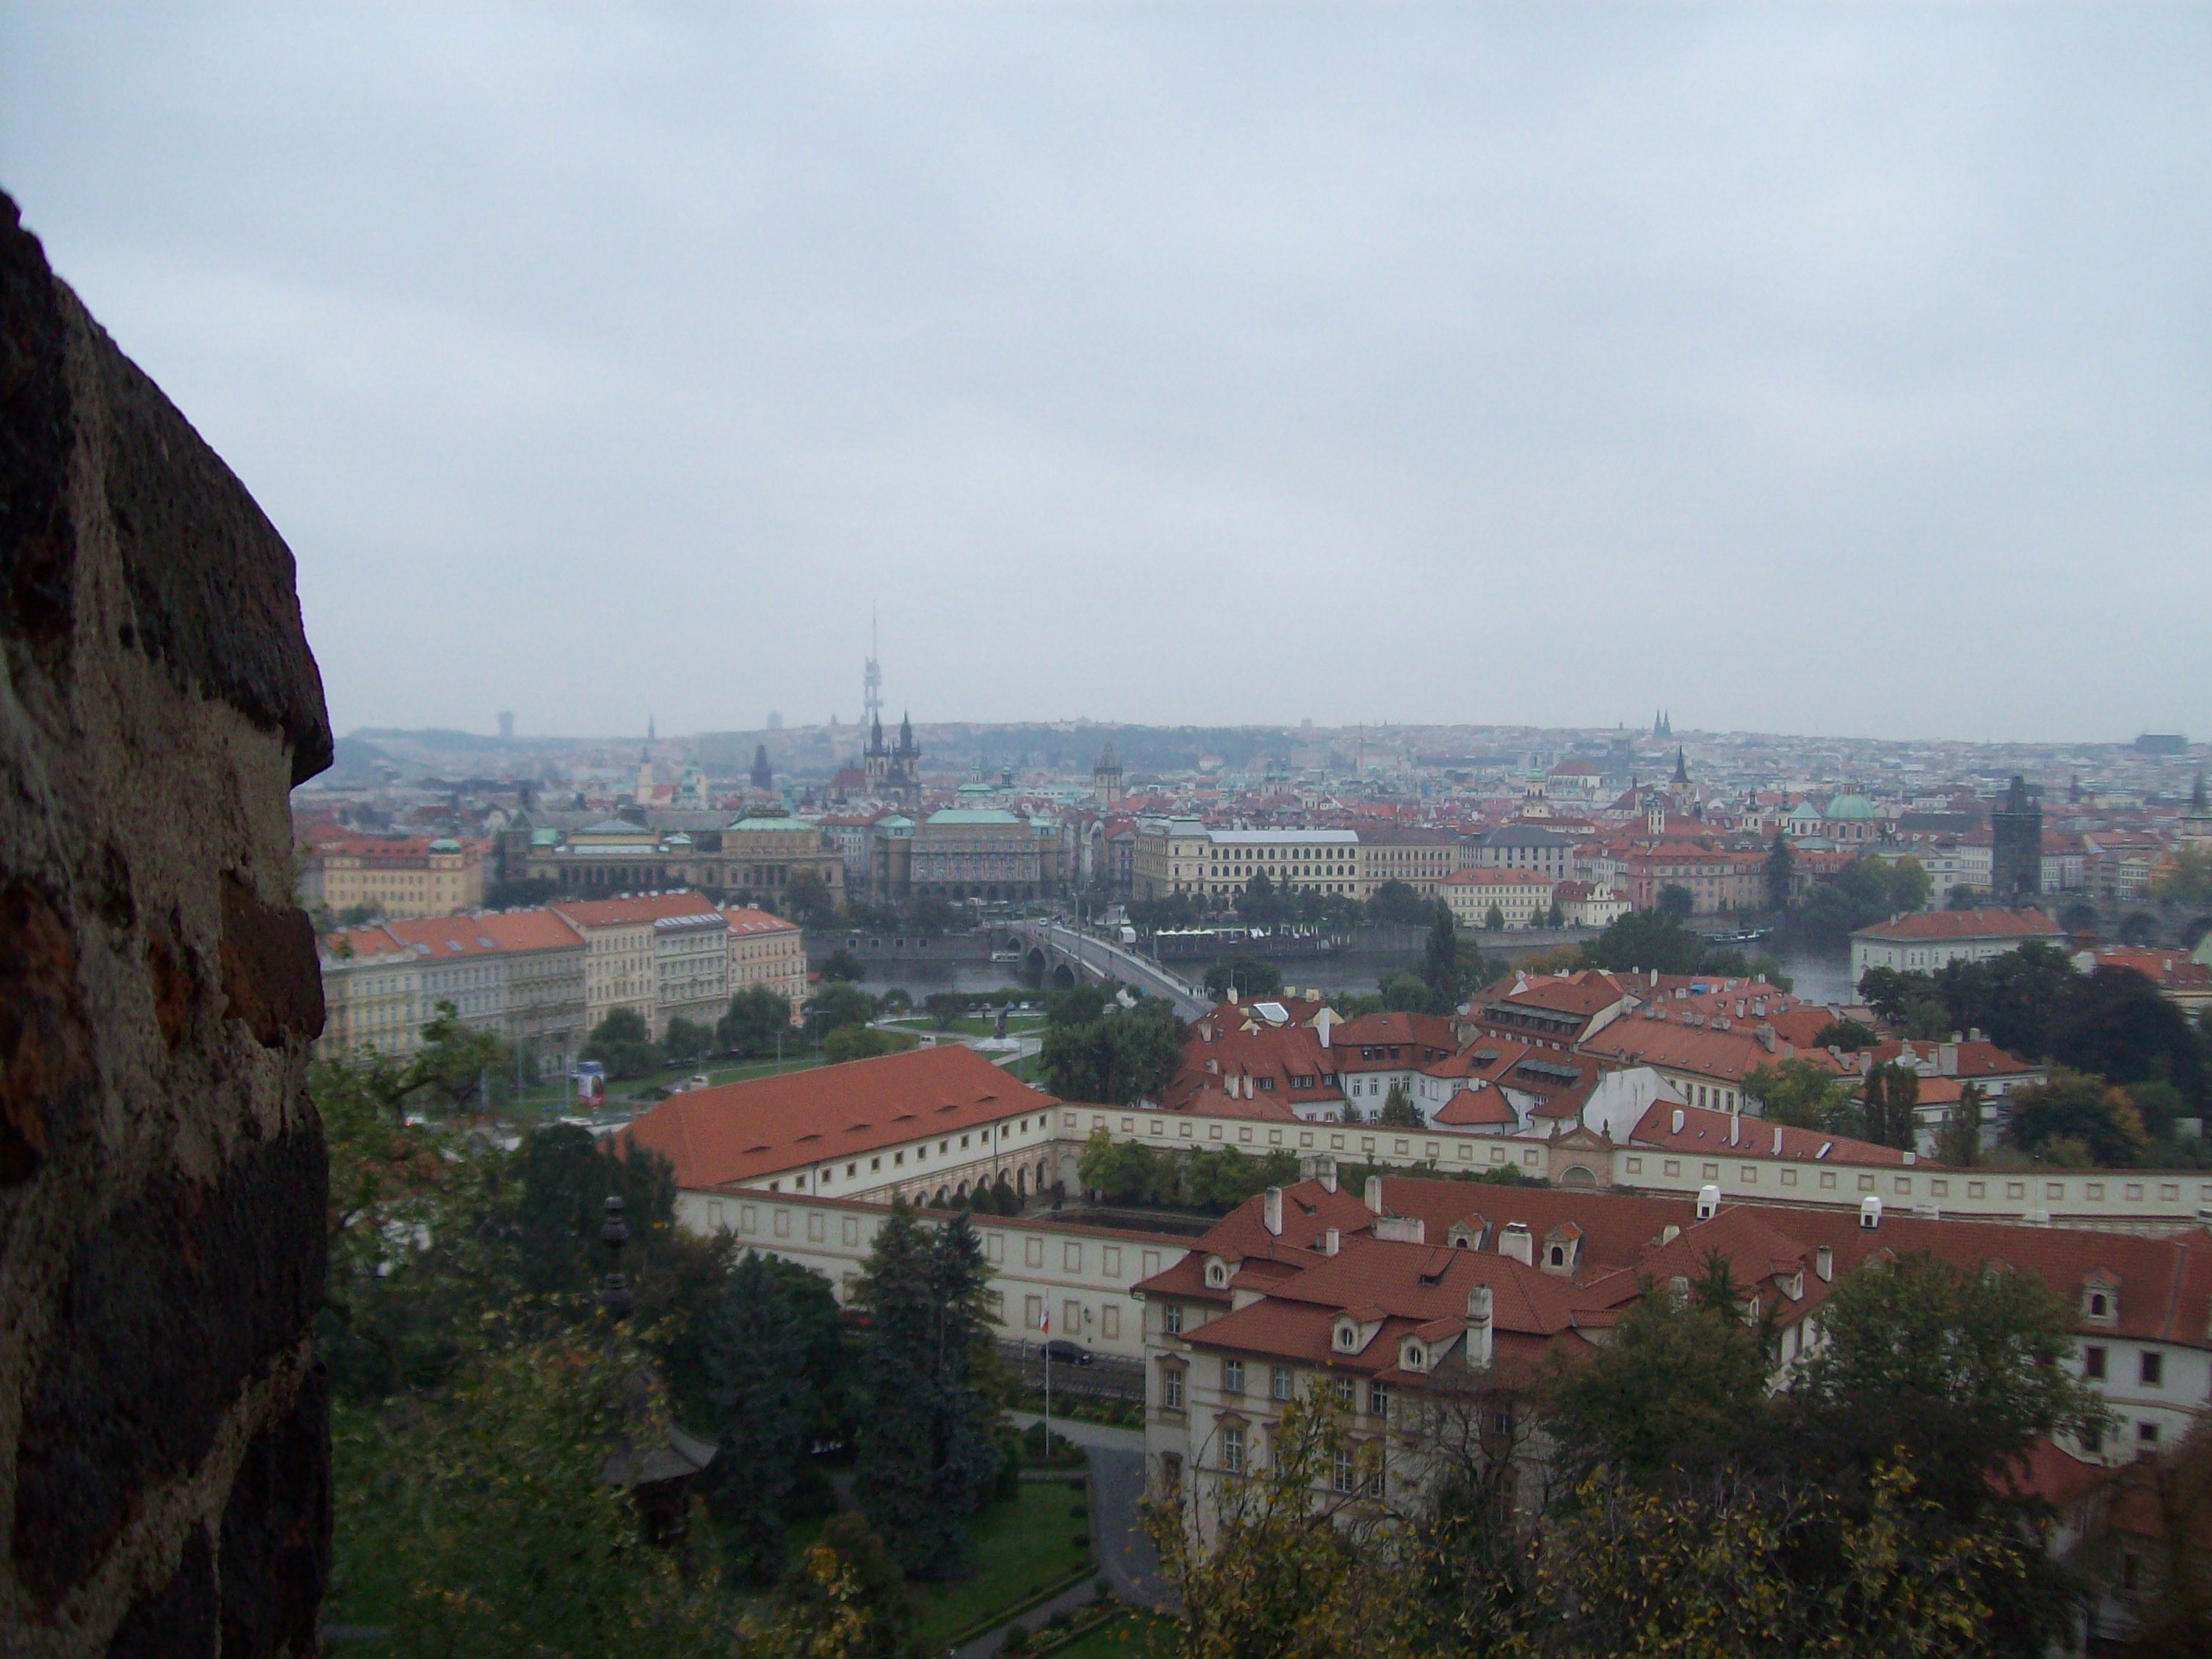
[1039, 1305, 1050, 1334]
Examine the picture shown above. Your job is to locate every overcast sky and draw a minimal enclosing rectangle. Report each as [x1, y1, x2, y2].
[4, 6, 2208, 746]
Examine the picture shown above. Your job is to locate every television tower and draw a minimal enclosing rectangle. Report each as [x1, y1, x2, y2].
[863, 608, 883, 734]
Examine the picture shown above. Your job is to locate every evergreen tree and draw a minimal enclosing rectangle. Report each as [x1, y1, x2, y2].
[1861, 1061, 1922, 1150]
[852, 1206, 1001, 1578]
[1376, 1083, 1424, 1128]
[701, 1251, 812, 1582]
[1422, 903, 1469, 1014]
[1765, 830, 1796, 912]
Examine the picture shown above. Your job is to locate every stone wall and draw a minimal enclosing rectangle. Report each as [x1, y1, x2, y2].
[1, 192, 334, 1657]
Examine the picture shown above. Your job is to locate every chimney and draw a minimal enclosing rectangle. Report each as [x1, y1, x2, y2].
[1375, 1215, 1426, 1244]
[1815, 1244, 1833, 1282]
[1756, 1023, 1778, 1052]
[1671, 1107, 1685, 1134]
[1466, 1283, 1495, 1367]
[1263, 1186, 1283, 1236]
[1860, 1195, 1882, 1230]
[1696, 1183, 1720, 1220]
[1364, 1174, 1383, 1213]
[1316, 1008, 1333, 1049]
[1660, 1223, 1681, 1244]
[1323, 1225, 1340, 1256]
[1772, 1124, 1783, 1155]
[1498, 1221, 1534, 1266]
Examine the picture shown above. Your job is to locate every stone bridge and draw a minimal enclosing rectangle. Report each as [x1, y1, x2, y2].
[2041, 891, 2212, 952]
[1010, 921, 1211, 1018]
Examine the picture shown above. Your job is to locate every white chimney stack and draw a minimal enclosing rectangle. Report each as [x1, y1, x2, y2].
[1860, 1195, 1883, 1230]
[1498, 1222, 1534, 1266]
[1364, 1174, 1383, 1213]
[1466, 1283, 1495, 1367]
[1323, 1225, 1340, 1256]
[1696, 1183, 1721, 1220]
[1815, 1244, 1833, 1282]
[1263, 1186, 1283, 1237]
[1671, 1108, 1685, 1134]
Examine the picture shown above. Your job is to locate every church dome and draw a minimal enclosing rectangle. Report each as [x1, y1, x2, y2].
[1824, 794, 1877, 820]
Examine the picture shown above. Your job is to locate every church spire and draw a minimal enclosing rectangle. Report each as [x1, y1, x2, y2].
[1673, 746, 1689, 786]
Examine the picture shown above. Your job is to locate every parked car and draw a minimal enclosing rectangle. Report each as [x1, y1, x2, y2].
[1042, 1339, 1094, 1367]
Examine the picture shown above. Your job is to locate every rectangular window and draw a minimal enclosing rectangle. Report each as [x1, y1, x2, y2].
[2141, 1351, 2164, 1388]
[1271, 1366, 1293, 1401]
[1064, 1299, 1081, 1336]
[1223, 1359, 1244, 1394]
[1333, 1447, 1355, 1494]
[1222, 1424, 1244, 1474]
[1102, 1304, 1120, 1341]
[1161, 1367, 1183, 1410]
[1164, 1304, 1183, 1336]
[1104, 1246, 1122, 1276]
[1065, 1242, 1083, 1272]
[1025, 1293, 1042, 1330]
[2084, 1346, 2107, 1380]
[1025, 1236, 1044, 1269]
[1369, 1382, 1390, 1417]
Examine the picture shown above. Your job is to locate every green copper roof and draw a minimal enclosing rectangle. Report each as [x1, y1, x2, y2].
[925, 809, 1023, 825]
[1825, 794, 1877, 820]
[727, 816, 815, 832]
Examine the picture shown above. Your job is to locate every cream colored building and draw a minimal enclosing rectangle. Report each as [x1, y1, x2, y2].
[1439, 866, 1555, 929]
[306, 835, 484, 919]
[315, 926, 425, 1058]
[552, 890, 727, 1039]
[725, 906, 808, 1019]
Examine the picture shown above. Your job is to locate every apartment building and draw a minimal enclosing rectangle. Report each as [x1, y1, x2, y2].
[316, 925, 426, 1059]
[1438, 866, 1555, 929]
[1353, 828, 1461, 898]
[478, 908, 588, 1075]
[725, 905, 807, 1018]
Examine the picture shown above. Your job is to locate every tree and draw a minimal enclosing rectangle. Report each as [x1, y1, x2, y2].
[1813, 1017, 1878, 1051]
[782, 869, 837, 928]
[411, 1000, 509, 1114]
[1580, 909, 1714, 976]
[1237, 870, 1287, 930]
[661, 1015, 712, 1066]
[481, 875, 557, 912]
[1861, 1061, 1922, 1150]
[761, 1511, 919, 1659]
[1365, 879, 1432, 926]
[1144, 1387, 1390, 1659]
[1802, 856, 1933, 945]
[922, 991, 966, 1029]
[700, 1251, 811, 1582]
[329, 1335, 720, 1659]
[1657, 884, 1694, 920]
[1422, 903, 1466, 1013]
[1482, 903, 1507, 932]
[819, 947, 867, 982]
[1782, 1251, 2110, 1650]
[1930, 942, 2077, 1058]
[1743, 1058, 1855, 1131]
[719, 983, 793, 1057]
[805, 982, 879, 1043]
[1204, 954, 1283, 1000]
[1542, 1278, 1772, 1485]
[1376, 1083, 1424, 1128]
[1377, 971, 1430, 1013]
[2153, 845, 2212, 907]
[1931, 1081, 1986, 1167]
[1857, 965, 1941, 1028]
[2006, 1066, 2151, 1166]
[852, 1206, 1002, 1578]
[1042, 997, 1182, 1105]
[2049, 966, 2208, 1105]
[1765, 830, 1796, 912]
[582, 1007, 661, 1082]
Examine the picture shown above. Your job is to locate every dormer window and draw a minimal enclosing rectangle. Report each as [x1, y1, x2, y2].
[1548, 1245, 1566, 1267]
[2082, 1272, 2120, 1326]
[1338, 1324, 1357, 1350]
[1404, 1343, 1424, 1369]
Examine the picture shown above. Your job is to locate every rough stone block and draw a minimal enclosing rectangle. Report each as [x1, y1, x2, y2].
[0, 189, 334, 1656]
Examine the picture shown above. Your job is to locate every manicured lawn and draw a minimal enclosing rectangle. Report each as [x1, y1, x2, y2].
[1045, 1612, 1178, 1658]
[499, 1052, 827, 1122]
[914, 1479, 1094, 1645]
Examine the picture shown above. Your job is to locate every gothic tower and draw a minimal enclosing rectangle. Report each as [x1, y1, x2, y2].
[1991, 775, 2043, 906]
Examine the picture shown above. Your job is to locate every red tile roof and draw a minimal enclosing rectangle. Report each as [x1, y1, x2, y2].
[1852, 908, 2061, 943]
[553, 890, 722, 928]
[1626, 1099, 1909, 1166]
[620, 1043, 1058, 1189]
[722, 906, 801, 937]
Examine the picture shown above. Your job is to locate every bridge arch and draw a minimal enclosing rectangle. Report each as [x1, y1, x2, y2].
[2184, 915, 2212, 952]
[2119, 912, 2160, 946]
[1050, 961, 1076, 990]
[2061, 902, 2101, 936]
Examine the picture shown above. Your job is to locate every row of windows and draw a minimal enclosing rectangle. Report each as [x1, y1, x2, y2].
[2082, 1345, 2165, 1388]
